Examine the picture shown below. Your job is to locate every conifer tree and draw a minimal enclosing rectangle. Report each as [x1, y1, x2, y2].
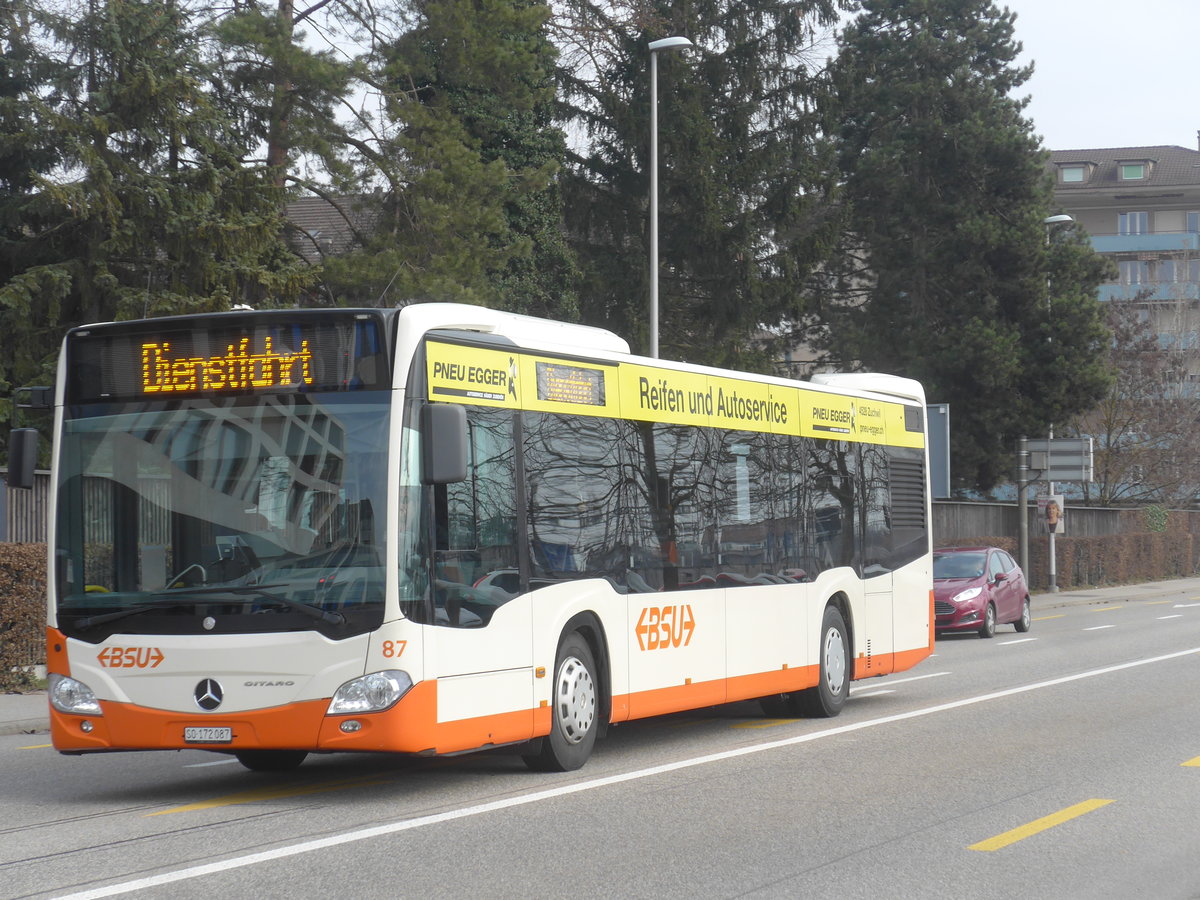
[819, 0, 1111, 490]
[557, 0, 844, 365]
[0, 0, 313, 452]
[319, 0, 577, 314]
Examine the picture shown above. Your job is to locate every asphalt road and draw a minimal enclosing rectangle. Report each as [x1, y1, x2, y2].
[4, 586, 1200, 900]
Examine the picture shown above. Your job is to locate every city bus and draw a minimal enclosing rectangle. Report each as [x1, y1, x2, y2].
[23, 303, 933, 772]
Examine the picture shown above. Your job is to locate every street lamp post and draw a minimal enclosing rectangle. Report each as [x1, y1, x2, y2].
[648, 36, 693, 359]
[1042, 213, 1074, 592]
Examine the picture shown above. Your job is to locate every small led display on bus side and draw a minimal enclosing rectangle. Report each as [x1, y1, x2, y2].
[535, 361, 606, 406]
[66, 313, 388, 404]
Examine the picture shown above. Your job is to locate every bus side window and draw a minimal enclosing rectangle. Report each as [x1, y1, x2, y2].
[434, 408, 518, 626]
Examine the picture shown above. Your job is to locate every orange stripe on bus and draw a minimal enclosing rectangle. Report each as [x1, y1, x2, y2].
[51, 680, 539, 758]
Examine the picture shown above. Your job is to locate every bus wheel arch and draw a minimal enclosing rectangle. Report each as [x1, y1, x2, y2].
[761, 593, 853, 718]
[797, 600, 851, 718]
[524, 612, 609, 772]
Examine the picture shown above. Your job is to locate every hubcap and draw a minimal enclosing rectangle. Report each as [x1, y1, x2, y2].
[554, 655, 595, 745]
[823, 627, 846, 696]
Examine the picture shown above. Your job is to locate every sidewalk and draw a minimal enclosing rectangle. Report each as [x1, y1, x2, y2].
[6, 576, 1200, 738]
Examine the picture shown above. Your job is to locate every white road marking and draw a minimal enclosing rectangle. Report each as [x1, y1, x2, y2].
[1084, 625, 1115, 632]
[57, 646, 1200, 900]
[851, 671, 951, 691]
[1158, 615, 1184, 621]
[999, 638, 1037, 646]
[851, 690, 896, 698]
[183, 758, 240, 769]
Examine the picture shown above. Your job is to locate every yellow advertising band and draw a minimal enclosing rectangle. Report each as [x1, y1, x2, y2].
[425, 340, 923, 449]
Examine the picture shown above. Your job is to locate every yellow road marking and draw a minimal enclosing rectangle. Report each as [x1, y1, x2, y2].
[732, 719, 794, 729]
[148, 777, 389, 816]
[969, 799, 1114, 852]
[1033, 614, 1064, 622]
[19, 743, 53, 750]
[1091, 606, 1122, 613]
[1147, 600, 1174, 605]
[1182, 756, 1200, 767]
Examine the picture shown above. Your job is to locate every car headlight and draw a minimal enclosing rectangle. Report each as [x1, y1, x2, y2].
[327, 670, 413, 715]
[951, 586, 983, 604]
[49, 673, 103, 715]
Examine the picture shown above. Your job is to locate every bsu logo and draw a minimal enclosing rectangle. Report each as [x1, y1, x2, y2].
[635, 604, 695, 651]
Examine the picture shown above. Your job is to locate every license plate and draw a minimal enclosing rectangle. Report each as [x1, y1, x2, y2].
[184, 726, 232, 744]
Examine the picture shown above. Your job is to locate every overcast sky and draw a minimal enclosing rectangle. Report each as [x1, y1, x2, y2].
[1002, 0, 1199, 152]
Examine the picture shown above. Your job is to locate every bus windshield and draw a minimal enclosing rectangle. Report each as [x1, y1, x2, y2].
[53, 392, 391, 641]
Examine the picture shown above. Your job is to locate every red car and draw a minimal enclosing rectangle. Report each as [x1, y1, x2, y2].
[934, 546, 1031, 638]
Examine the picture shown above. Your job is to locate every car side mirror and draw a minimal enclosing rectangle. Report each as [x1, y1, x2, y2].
[994, 571, 1007, 583]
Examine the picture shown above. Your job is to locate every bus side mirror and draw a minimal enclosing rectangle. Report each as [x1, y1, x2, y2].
[7, 428, 40, 489]
[421, 403, 468, 484]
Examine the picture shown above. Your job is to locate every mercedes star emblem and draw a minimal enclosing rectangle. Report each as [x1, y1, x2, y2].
[194, 678, 224, 711]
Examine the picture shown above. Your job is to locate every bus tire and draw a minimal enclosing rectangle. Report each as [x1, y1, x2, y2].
[795, 605, 850, 718]
[234, 750, 308, 772]
[523, 633, 598, 772]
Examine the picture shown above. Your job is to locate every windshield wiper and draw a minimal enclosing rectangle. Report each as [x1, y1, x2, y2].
[73, 599, 200, 630]
[218, 586, 346, 625]
[71, 585, 344, 630]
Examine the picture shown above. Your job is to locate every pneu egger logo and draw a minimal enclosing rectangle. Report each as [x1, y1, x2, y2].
[635, 604, 695, 651]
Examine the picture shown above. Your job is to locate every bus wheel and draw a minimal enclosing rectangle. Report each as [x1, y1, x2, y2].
[524, 633, 598, 772]
[795, 605, 850, 718]
[235, 750, 308, 772]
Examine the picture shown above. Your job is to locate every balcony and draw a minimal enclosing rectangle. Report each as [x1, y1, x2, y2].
[1098, 281, 1200, 302]
[1091, 232, 1200, 254]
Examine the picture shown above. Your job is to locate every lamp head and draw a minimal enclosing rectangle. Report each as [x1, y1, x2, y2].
[649, 36, 694, 52]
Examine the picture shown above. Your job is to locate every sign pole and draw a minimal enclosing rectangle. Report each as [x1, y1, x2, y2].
[1017, 435, 1029, 579]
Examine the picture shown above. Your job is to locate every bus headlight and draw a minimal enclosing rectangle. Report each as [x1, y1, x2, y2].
[327, 670, 413, 715]
[48, 674, 103, 715]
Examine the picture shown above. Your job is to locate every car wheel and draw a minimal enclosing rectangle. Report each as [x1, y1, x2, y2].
[978, 602, 997, 639]
[1013, 596, 1032, 633]
[523, 633, 599, 772]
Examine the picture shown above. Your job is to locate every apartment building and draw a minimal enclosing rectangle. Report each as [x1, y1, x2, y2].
[1050, 143, 1200, 383]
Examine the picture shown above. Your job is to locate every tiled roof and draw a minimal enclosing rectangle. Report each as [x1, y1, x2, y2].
[1048, 145, 1200, 189]
[285, 195, 380, 263]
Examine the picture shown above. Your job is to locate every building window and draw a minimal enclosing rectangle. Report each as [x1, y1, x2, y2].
[1060, 166, 1085, 183]
[1120, 163, 1146, 180]
[1119, 260, 1151, 285]
[1188, 212, 1200, 233]
[1118, 212, 1149, 235]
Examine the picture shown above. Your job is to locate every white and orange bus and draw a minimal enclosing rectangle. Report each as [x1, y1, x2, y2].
[28, 303, 932, 772]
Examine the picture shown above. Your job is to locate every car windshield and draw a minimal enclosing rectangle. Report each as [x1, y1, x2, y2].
[933, 552, 986, 579]
[54, 391, 392, 640]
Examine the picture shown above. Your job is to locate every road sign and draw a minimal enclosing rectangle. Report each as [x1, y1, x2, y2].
[1025, 437, 1093, 483]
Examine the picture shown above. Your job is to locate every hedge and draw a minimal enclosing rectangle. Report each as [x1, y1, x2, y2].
[0, 543, 46, 691]
[940, 532, 1199, 591]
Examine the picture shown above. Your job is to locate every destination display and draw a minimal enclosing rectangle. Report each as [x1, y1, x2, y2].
[67, 313, 388, 403]
[424, 339, 924, 449]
